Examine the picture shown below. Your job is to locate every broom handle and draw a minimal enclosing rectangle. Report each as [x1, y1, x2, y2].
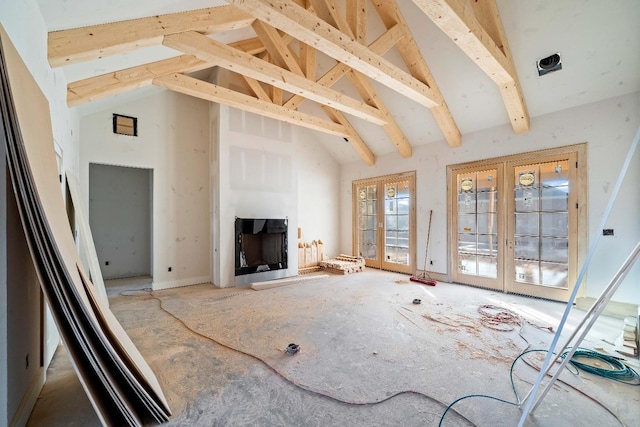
[422, 210, 433, 272]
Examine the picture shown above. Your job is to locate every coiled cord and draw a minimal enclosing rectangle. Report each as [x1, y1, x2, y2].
[566, 349, 640, 385]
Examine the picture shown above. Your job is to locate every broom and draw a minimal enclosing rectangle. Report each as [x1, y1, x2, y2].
[410, 209, 437, 286]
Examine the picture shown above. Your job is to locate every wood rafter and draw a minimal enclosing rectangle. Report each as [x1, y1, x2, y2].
[66, 37, 267, 106]
[371, 0, 461, 147]
[323, 107, 375, 166]
[308, 0, 412, 157]
[49, 0, 531, 165]
[228, 0, 439, 108]
[163, 31, 388, 125]
[283, 24, 404, 110]
[253, 9, 376, 164]
[410, 0, 529, 133]
[240, 75, 271, 101]
[48, 6, 255, 67]
[153, 73, 348, 137]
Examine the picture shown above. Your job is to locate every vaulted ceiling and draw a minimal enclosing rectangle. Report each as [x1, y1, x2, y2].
[37, 0, 640, 164]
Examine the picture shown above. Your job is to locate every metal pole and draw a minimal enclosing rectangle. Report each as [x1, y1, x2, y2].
[517, 125, 640, 426]
[530, 241, 640, 413]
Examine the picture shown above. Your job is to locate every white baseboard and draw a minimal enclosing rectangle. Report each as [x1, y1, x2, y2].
[10, 367, 44, 427]
[152, 276, 211, 291]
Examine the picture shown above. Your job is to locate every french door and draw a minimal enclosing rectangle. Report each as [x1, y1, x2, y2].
[449, 145, 587, 301]
[353, 172, 416, 274]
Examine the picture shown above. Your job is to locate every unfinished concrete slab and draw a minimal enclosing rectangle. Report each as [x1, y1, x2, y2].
[28, 270, 639, 426]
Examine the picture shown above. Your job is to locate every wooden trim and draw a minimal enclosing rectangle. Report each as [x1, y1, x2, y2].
[48, 6, 255, 67]
[228, 0, 439, 108]
[163, 31, 388, 125]
[153, 74, 349, 137]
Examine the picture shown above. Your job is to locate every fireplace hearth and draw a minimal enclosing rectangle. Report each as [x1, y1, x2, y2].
[235, 218, 288, 276]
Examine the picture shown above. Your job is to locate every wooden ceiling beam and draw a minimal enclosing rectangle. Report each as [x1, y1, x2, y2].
[469, 0, 529, 134]
[322, 106, 376, 166]
[308, 1, 413, 158]
[411, 0, 529, 133]
[346, 0, 367, 44]
[228, 0, 439, 108]
[299, 42, 316, 80]
[153, 73, 348, 137]
[255, 11, 376, 165]
[372, 0, 461, 147]
[252, 19, 304, 75]
[347, 71, 412, 158]
[48, 6, 254, 67]
[284, 24, 404, 110]
[66, 37, 267, 107]
[163, 31, 388, 125]
[240, 75, 271, 101]
[67, 55, 207, 107]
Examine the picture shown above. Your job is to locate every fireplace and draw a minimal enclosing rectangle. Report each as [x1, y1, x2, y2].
[235, 218, 288, 276]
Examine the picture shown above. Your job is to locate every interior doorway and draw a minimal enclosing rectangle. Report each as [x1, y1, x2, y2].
[89, 163, 153, 280]
[448, 144, 587, 301]
[353, 171, 416, 274]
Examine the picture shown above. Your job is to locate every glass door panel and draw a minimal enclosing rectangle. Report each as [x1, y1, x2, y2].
[452, 167, 502, 290]
[356, 184, 378, 265]
[382, 179, 412, 273]
[353, 172, 415, 274]
[511, 161, 569, 288]
[449, 146, 584, 302]
[507, 156, 577, 300]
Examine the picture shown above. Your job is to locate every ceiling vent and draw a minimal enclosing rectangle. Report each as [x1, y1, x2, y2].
[113, 113, 137, 136]
[537, 53, 562, 76]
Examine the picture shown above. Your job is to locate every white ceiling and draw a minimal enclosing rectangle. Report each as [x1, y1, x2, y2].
[36, 0, 640, 164]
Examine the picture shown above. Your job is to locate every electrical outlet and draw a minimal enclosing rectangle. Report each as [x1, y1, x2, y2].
[429, 260, 434, 265]
[168, 267, 172, 272]
[105, 261, 110, 266]
[602, 229, 614, 236]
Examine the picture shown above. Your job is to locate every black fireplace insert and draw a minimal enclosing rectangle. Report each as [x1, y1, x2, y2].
[235, 218, 288, 276]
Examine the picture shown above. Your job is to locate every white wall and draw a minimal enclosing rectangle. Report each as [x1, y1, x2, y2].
[212, 106, 299, 287]
[297, 132, 341, 258]
[80, 91, 211, 290]
[340, 92, 640, 304]
[1, 0, 80, 423]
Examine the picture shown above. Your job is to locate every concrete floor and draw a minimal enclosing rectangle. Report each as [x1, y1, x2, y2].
[27, 269, 639, 426]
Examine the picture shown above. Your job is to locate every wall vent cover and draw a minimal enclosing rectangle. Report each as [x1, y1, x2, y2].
[113, 114, 137, 136]
[537, 53, 562, 76]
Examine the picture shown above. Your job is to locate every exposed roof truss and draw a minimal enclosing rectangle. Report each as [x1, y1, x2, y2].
[49, 0, 529, 165]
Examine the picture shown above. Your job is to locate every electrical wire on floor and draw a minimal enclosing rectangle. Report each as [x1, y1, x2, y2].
[135, 292, 479, 426]
[125, 292, 637, 426]
[437, 306, 639, 427]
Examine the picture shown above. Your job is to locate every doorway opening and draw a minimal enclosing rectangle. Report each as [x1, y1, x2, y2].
[89, 163, 153, 285]
[353, 171, 416, 275]
[447, 144, 587, 301]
